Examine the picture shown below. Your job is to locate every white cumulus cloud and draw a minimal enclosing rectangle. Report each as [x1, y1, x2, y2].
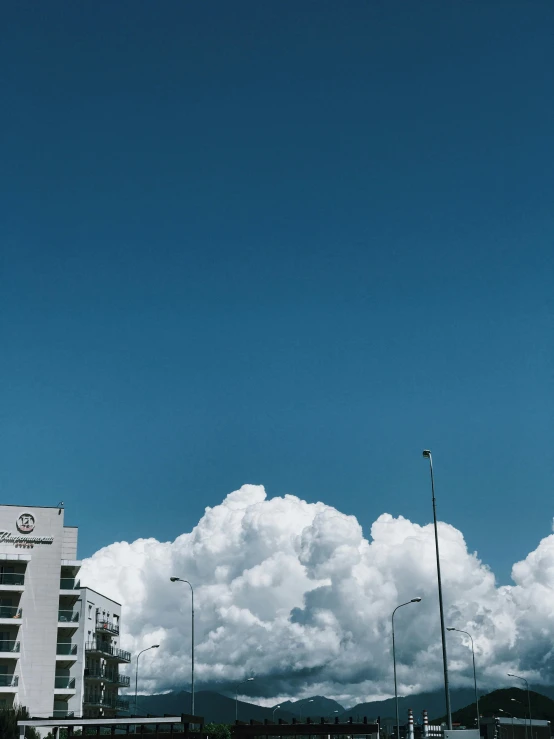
[80, 484, 554, 705]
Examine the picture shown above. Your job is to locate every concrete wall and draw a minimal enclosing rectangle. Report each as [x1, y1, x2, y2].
[62, 528, 78, 560]
[0, 504, 71, 717]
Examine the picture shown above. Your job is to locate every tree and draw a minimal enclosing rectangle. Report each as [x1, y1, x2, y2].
[205, 723, 232, 739]
[0, 704, 40, 739]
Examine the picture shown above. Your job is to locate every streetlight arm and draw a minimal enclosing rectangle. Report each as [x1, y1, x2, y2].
[447, 628, 479, 730]
[392, 598, 421, 739]
[135, 645, 159, 717]
[451, 628, 473, 646]
[392, 601, 415, 620]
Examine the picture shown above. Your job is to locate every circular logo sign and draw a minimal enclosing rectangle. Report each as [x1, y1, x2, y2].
[17, 513, 35, 534]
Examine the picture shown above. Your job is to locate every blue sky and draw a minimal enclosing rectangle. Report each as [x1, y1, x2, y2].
[1, 1, 552, 583]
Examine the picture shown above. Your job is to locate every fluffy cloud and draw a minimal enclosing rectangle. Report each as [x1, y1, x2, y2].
[80, 485, 554, 705]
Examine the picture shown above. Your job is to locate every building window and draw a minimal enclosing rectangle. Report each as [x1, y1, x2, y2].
[88, 605, 92, 619]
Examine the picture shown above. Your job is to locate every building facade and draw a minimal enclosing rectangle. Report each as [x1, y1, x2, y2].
[75, 588, 130, 718]
[0, 504, 129, 718]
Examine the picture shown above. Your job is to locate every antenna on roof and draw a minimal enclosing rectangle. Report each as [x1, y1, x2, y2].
[58, 501, 64, 515]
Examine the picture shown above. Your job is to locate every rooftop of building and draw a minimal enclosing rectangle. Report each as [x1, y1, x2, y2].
[0, 503, 67, 510]
[80, 585, 122, 606]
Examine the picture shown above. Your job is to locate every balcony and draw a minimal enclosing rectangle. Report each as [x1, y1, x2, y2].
[85, 642, 131, 663]
[59, 578, 80, 595]
[0, 606, 22, 623]
[58, 609, 80, 633]
[84, 668, 130, 687]
[55, 676, 76, 689]
[58, 609, 79, 623]
[54, 676, 76, 695]
[0, 640, 20, 658]
[56, 643, 77, 656]
[0, 675, 18, 691]
[56, 643, 77, 665]
[96, 618, 119, 635]
[0, 574, 25, 592]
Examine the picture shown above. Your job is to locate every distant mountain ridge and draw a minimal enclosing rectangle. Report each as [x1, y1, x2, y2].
[278, 696, 345, 717]
[134, 686, 554, 725]
[437, 688, 554, 726]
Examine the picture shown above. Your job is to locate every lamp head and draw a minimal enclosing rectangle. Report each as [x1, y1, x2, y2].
[447, 627, 455, 631]
[153, 644, 160, 648]
[411, 597, 422, 603]
[247, 677, 254, 681]
[170, 577, 180, 582]
[422, 450, 431, 458]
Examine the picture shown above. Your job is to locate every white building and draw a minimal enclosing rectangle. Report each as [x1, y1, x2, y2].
[0, 504, 130, 719]
[75, 588, 130, 718]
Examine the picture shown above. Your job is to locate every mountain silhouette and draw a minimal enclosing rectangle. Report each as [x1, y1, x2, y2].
[133, 686, 554, 725]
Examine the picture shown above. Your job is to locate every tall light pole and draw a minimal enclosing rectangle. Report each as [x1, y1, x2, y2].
[447, 628, 479, 729]
[392, 598, 422, 739]
[171, 577, 195, 715]
[509, 674, 532, 739]
[422, 450, 452, 730]
[511, 697, 529, 739]
[235, 677, 255, 722]
[499, 708, 515, 739]
[135, 645, 160, 716]
[273, 706, 281, 721]
[299, 699, 314, 721]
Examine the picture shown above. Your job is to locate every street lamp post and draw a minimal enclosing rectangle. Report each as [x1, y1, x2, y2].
[509, 674, 532, 739]
[299, 699, 314, 721]
[273, 706, 281, 721]
[447, 628, 479, 729]
[422, 450, 452, 730]
[235, 677, 255, 722]
[392, 598, 422, 739]
[135, 645, 160, 716]
[499, 709, 515, 739]
[171, 577, 195, 716]
[511, 698, 529, 739]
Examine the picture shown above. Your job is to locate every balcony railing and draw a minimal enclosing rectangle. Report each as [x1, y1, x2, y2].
[54, 676, 76, 689]
[60, 578, 80, 590]
[0, 640, 20, 653]
[84, 695, 129, 710]
[0, 606, 22, 619]
[85, 642, 131, 662]
[96, 618, 119, 635]
[0, 675, 18, 687]
[84, 668, 130, 687]
[0, 573, 25, 586]
[58, 610, 79, 623]
[53, 710, 74, 718]
[56, 643, 77, 656]
[83, 694, 101, 706]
